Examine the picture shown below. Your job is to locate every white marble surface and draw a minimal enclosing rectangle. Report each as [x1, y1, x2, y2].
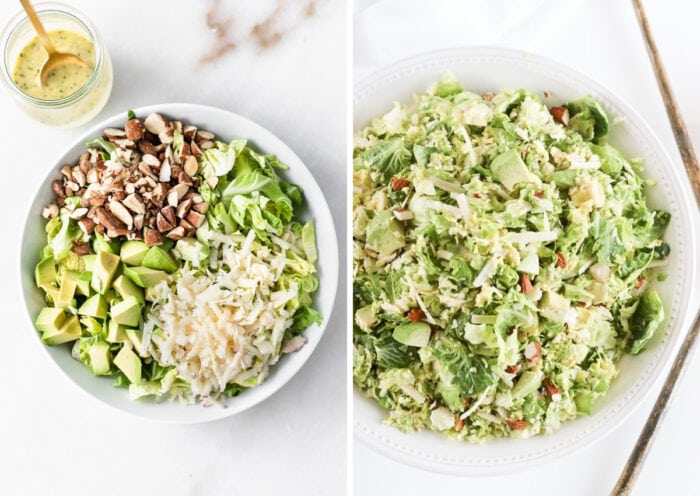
[0, 1, 346, 495]
[354, 1, 700, 495]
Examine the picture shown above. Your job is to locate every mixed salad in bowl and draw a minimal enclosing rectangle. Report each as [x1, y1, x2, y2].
[34, 111, 321, 405]
[353, 75, 670, 441]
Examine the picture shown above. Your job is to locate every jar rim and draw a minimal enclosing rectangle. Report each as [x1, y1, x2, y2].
[0, 2, 104, 107]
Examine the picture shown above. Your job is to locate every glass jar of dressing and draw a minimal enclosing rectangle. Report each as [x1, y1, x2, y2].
[0, 2, 112, 128]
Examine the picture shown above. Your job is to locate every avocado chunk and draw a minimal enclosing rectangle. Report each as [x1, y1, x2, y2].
[41, 314, 81, 345]
[516, 253, 540, 275]
[35, 257, 56, 290]
[86, 340, 112, 375]
[120, 240, 149, 266]
[82, 254, 96, 272]
[539, 290, 572, 324]
[512, 369, 543, 400]
[366, 209, 405, 256]
[76, 271, 93, 297]
[142, 246, 178, 273]
[90, 250, 120, 295]
[355, 305, 377, 332]
[55, 270, 79, 309]
[575, 391, 595, 415]
[106, 319, 129, 343]
[113, 275, 145, 304]
[113, 345, 142, 384]
[35, 307, 66, 333]
[125, 328, 148, 357]
[92, 232, 120, 254]
[123, 265, 170, 288]
[111, 296, 142, 328]
[490, 149, 537, 191]
[392, 322, 431, 347]
[78, 294, 108, 319]
[550, 169, 580, 189]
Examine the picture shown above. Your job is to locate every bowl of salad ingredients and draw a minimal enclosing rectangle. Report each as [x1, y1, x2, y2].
[21, 103, 338, 423]
[353, 47, 697, 474]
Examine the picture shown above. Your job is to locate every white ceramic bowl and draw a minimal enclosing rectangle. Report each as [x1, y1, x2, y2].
[354, 47, 697, 475]
[20, 103, 338, 423]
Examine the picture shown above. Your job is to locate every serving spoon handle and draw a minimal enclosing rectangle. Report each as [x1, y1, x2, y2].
[612, 1, 700, 494]
[19, 0, 56, 56]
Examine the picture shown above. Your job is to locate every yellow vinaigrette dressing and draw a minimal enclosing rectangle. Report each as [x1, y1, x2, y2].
[12, 29, 94, 100]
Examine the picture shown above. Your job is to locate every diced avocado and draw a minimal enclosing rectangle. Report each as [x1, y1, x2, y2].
[366, 209, 405, 256]
[113, 275, 145, 304]
[82, 254, 96, 272]
[125, 329, 148, 357]
[355, 305, 376, 332]
[575, 391, 595, 415]
[41, 314, 81, 345]
[120, 240, 149, 266]
[512, 369, 543, 400]
[78, 294, 108, 319]
[35, 307, 66, 333]
[142, 246, 178, 273]
[111, 296, 142, 328]
[176, 238, 210, 267]
[43, 284, 60, 305]
[123, 265, 169, 288]
[550, 169, 580, 189]
[92, 232, 120, 254]
[106, 319, 129, 343]
[516, 253, 540, 275]
[55, 270, 79, 309]
[87, 340, 112, 375]
[76, 271, 93, 297]
[35, 257, 56, 290]
[113, 344, 141, 385]
[90, 251, 120, 294]
[539, 290, 572, 324]
[392, 322, 431, 347]
[145, 286, 161, 303]
[490, 149, 537, 191]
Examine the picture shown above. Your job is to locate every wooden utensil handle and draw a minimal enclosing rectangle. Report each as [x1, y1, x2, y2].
[19, 0, 56, 55]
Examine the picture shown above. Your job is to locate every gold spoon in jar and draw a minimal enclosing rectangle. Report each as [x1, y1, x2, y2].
[19, 0, 89, 87]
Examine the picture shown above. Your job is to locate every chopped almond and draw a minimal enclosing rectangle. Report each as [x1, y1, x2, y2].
[556, 252, 567, 269]
[505, 418, 527, 430]
[549, 106, 570, 125]
[635, 277, 644, 289]
[390, 177, 411, 191]
[407, 308, 425, 322]
[455, 415, 465, 432]
[524, 341, 541, 363]
[520, 273, 534, 294]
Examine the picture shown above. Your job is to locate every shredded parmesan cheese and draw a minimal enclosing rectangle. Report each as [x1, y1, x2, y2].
[148, 232, 299, 397]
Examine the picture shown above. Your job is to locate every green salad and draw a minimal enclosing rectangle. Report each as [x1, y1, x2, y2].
[34, 112, 320, 404]
[352, 75, 670, 440]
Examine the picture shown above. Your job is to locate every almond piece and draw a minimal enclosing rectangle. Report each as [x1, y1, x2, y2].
[133, 214, 144, 230]
[138, 140, 158, 156]
[156, 211, 175, 232]
[183, 155, 198, 177]
[161, 206, 176, 226]
[190, 141, 202, 157]
[125, 119, 145, 141]
[167, 190, 179, 207]
[185, 210, 205, 228]
[141, 154, 160, 167]
[170, 183, 190, 201]
[160, 159, 172, 183]
[94, 207, 126, 231]
[60, 165, 72, 178]
[145, 229, 163, 246]
[144, 113, 169, 135]
[113, 138, 135, 149]
[549, 106, 570, 126]
[78, 217, 96, 236]
[198, 139, 213, 150]
[191, 202, 209, 214]
[159, 128, 174, 145]
[177, 142, 191, 164]
[123, 193, 146, 214]
[183, 125, 197, 140]
[176, 198, 193, 218]
[197, 130, 215, 141]
[104, 128, 126, 140]
[42, 204, 59, 219]
[166, 226, 186, 240]
[109, 200, 134, 228]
